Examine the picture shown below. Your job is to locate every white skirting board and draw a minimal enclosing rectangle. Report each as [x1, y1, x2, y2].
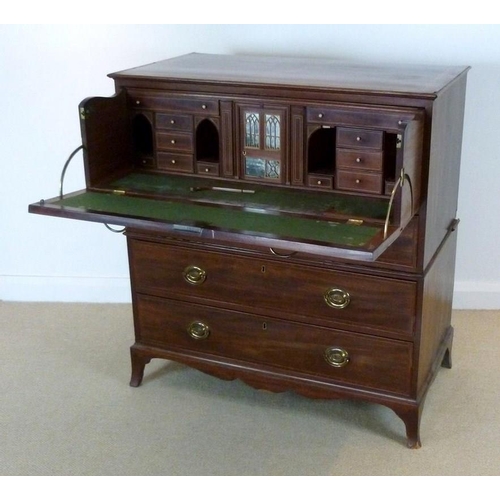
[452, 281, 500, 310]
[1, 276, 499, 309]
[0, 276, 132, 303]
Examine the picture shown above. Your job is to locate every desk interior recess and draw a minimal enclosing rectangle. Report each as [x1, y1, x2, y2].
[73, 87, 425, 262]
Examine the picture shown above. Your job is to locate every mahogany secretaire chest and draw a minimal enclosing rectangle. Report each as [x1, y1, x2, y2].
[29, 53, 469, 448]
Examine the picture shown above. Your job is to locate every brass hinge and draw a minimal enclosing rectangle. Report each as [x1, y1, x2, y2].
[79, 107, 88, 120]
[396, 133, 403, 149]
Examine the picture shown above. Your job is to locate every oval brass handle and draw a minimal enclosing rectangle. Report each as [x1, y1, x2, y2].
[324, 347, 350, 368]
[183, 265, 207, 285]
[324, 287, 350, 309]
[187, 321, 210, 340]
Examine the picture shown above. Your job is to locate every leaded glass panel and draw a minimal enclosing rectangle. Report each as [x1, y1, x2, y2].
[245, 157, 265, 178]
[265, 160, 280, 178]
[265, 114, 280, 150]
[245, 112, 260, 148]
[245, 158, 280, 179]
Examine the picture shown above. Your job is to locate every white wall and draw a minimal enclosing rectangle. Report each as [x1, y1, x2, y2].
[1, 24, 499, 307]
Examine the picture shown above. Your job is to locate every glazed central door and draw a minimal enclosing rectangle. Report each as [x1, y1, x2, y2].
[237, 103, 288, 184]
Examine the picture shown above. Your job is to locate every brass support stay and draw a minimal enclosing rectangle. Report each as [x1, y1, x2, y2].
[383, 168, 413, 239]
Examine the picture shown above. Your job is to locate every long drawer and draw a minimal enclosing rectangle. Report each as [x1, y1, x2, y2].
[134, 294, 413, 396]
[129, 91, 219, 115]
[128, 239, 417, 338]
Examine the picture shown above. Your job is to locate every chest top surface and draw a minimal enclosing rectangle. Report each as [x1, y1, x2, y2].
[109, 52, 469, 97]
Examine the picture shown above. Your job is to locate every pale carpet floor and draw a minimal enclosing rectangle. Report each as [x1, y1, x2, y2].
[0, 302, 498, 476]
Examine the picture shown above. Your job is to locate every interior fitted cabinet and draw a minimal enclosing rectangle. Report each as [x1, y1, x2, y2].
[29, 53, 469, 448]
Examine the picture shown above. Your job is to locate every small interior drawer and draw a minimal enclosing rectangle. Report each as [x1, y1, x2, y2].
[336, 169, 383, 194]
[155, 113, 193, 131]
[157, 152, 193, 172]
[196, 162, 220, 176]
[336, 149, 383, 171]
[156, 131, 193, 152]
[307, 174, 334, 189]
[337, 128, 383, 150]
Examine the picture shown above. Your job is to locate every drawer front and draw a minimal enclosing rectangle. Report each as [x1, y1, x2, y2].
[307, 174, 333, 189]
[130, 92, 219, 115]
[156, 113, 193, 131]
[156, 131, 193, 152]
[157, 152, 193, 172]
[136, 156, 155, 168]
[135, 294, 413, 396]
[336, 149, 383, 171]
[336, 170, 383, 194]
[336, 127, 383, 150]
[306, 106, 415, 130]
[385, 179, 396, 195]
[129, 240, 417, 337]
[196, 162, 220, 176]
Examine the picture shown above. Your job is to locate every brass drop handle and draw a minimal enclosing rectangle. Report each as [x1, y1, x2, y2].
[324, 287, 351, 309]
[187, 321, 210, 340]
[183, 265, 207, 285]
[269, 248, 297, 258]
[324, 347, 350, 368]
